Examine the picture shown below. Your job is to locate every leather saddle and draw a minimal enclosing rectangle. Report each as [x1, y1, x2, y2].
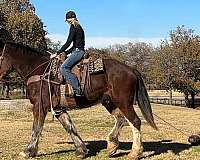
[53, 52, 104, 109]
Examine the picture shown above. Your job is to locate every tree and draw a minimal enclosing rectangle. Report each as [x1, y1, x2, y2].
[86, 47, 109, 59]
[107, 44, 127, 62]
[108, 42, 155, 82]
[150, 26, 200, 108]
[0, 0, 48, 94]
[124, 42, 154, 81]
[46, 37, 62, 52]
[0, 0, 47, 51]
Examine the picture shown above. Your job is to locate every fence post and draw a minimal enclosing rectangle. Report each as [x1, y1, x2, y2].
[169, 88, 173, 105]
[0, 82, 3, 98]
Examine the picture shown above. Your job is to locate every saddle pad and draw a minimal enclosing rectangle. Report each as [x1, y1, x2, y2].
[51, 58, 58, 79]
[89, 58, 104, 74]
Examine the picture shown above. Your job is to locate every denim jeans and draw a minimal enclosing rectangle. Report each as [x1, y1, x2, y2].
[60, 49, 85, 95]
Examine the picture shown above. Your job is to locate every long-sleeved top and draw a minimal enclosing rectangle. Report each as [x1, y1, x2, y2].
[57, 24, 85, 54]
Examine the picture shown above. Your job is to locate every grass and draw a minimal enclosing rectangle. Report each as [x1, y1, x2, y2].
[0, 100, 200, 160]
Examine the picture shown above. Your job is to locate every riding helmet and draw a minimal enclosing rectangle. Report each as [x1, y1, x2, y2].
[66, 11, 76, 20]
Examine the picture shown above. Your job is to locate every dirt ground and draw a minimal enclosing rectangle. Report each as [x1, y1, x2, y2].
[0, 99, 200, 160]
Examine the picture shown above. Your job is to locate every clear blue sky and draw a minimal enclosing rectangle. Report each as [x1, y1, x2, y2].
[30, 0, 200, 48]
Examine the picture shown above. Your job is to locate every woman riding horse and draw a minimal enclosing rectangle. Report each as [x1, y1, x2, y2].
[0, 40, 157, 160]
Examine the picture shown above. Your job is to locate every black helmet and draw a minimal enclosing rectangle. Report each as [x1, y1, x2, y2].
[66, 11, 76, 20]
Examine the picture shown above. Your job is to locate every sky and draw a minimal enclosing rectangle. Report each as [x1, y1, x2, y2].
[30, 0, 200, 48]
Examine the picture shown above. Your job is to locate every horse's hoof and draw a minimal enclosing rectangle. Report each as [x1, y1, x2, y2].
[127, 150, 143, 160]
[19, 151, 28, 158]
[107, 141, 119, 157]
[75, 149, 87, 159]
[127, 152, 139, 160]
[19, 149, 37, 158]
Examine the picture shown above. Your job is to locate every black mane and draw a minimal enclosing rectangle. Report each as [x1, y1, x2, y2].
[6, 41, 49, 57]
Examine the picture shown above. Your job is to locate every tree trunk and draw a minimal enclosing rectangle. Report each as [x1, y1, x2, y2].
[5, 82, 10, 98]
[184, 92, 189, 107]
[191, 93, 195, 109]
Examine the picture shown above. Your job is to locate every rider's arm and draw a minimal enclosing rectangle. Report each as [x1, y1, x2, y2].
[64, 47, 73, 55]
[50, 44, 73, 59]
[57, 25, 75, 54]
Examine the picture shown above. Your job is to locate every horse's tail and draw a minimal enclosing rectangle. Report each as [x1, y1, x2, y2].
[134, 71, 158, 130]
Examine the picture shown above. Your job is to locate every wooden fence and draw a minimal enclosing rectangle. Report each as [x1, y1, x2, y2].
[149, 97, 200, 108]
[149, 97, 186, 106]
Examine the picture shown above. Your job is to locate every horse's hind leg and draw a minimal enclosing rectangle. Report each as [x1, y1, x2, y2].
[55, 110, 87, 158]
[19, 103, 48, 157]
[101, 94, 126, 156]
[121, 105, 143, 160]
[107, 109, 126, 157]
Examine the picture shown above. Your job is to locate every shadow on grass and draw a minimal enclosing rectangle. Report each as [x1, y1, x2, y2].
[54, 139, 191, 158]
[37, 149, 75, 157]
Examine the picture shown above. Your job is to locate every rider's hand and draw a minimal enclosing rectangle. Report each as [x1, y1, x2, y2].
[50, 53, 57, 59]
[58, 52, 65, 62]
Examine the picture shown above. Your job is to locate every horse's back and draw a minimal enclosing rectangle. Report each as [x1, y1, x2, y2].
[103, 58, 137, 79]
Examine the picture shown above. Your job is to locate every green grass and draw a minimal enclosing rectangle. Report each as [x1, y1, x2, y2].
[0, 101, 200, 160]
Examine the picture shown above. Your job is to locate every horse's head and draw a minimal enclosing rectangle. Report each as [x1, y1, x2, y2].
[0, 41, 50, 80]
[0, 43, 13, 79]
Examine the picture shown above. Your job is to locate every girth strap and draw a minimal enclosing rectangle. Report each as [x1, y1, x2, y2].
[80, 64, 88, 93]
[27, 75, 60, 86]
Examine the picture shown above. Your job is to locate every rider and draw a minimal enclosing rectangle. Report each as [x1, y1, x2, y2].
[50, 11, 85, 97]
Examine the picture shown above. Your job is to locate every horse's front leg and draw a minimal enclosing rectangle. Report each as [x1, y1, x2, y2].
[55, 110, 87, 158]
[19, 102, 47, 157]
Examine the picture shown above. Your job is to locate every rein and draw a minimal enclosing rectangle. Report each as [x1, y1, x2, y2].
[22, 54, 60, 118]
[153, 113, 191, 137]
[36, 59, 58, 127]
[22, 56, 60, 122]
[23, 60, 51, 80]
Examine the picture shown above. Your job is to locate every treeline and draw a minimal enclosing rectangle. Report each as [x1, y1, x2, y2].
[1, 1, 200, 108]
[0, 0, 47, 51]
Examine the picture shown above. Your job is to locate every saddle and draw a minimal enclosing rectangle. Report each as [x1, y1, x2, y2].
[52, 52, 105, 109]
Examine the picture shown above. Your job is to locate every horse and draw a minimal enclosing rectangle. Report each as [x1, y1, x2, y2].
[0, 40, 157, 160]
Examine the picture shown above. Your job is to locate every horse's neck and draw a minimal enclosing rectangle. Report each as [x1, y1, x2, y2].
[12, 55, 49, 79]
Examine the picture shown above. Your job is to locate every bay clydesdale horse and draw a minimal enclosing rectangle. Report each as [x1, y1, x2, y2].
[0, 40, 157, 160]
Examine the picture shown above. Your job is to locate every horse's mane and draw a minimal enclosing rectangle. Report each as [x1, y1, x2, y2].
[0, 39, 5, 50]
[6, 41, 48, 57]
